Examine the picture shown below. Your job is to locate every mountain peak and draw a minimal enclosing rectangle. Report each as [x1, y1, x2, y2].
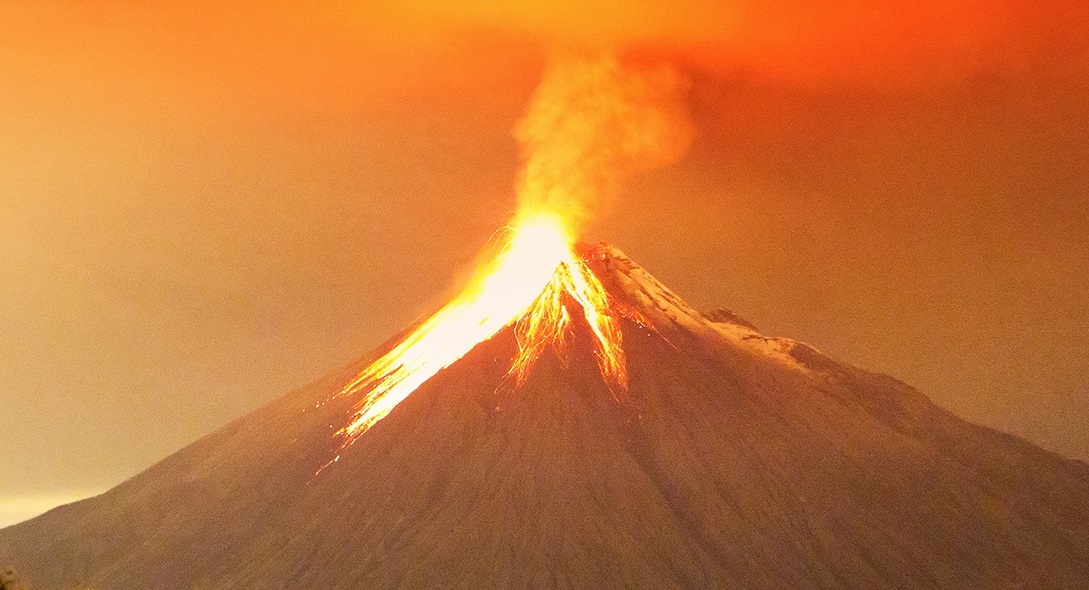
[3, 247, 1089, 589]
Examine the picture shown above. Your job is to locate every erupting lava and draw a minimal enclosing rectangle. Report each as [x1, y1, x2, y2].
[334, 212, 626, 447]
[330, 56, 690, 454]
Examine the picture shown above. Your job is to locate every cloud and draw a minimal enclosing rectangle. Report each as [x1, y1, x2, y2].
[513, 55, 693, 233]
[385, 0, 1089, 85]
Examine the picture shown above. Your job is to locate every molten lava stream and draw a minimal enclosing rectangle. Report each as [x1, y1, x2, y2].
[334, 213, 627, 449]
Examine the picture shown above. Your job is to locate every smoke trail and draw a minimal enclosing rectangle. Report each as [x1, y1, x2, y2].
[514, 55, 693, 235]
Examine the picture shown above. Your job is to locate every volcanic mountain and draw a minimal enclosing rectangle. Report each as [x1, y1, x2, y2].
[3, 245, 1089, 589]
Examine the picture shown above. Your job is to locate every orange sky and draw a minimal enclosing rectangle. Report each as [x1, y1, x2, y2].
[2, 0, 1088, 526]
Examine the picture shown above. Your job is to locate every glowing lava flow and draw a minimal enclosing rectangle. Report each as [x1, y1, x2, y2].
[507, 248, 626, 392]
[335, 213, 626, 448]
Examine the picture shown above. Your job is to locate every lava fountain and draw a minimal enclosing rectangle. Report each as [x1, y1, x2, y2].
[331, 56, 692, 454]
[335, 211, 624, 446]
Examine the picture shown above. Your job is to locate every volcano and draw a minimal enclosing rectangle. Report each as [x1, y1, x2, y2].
[3, 244, 1088, 589]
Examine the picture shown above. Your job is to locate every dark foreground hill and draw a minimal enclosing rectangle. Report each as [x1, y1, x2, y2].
[3, 245, 1089, 589]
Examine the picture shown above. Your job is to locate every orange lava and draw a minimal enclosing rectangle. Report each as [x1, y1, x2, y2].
[508, 251, 626, 392]
[335, 212, 626, 448]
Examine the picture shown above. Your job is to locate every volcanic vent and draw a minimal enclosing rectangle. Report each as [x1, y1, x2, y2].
[3, 244, 1089, 590]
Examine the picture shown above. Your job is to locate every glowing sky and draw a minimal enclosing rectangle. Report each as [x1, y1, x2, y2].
[2, 0, 1088, 527]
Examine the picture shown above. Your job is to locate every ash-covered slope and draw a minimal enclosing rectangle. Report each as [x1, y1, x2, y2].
[3, 245, 1089, 589]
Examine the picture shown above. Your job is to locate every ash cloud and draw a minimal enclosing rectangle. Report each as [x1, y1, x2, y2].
[514, 56, 694, 235]
[391, 0, 1089, 87]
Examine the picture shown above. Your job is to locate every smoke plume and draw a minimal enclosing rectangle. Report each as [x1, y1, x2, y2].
[513, 55, 693, 235]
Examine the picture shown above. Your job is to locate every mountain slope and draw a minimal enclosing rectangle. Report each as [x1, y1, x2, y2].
[3, 244, 1088, 589]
